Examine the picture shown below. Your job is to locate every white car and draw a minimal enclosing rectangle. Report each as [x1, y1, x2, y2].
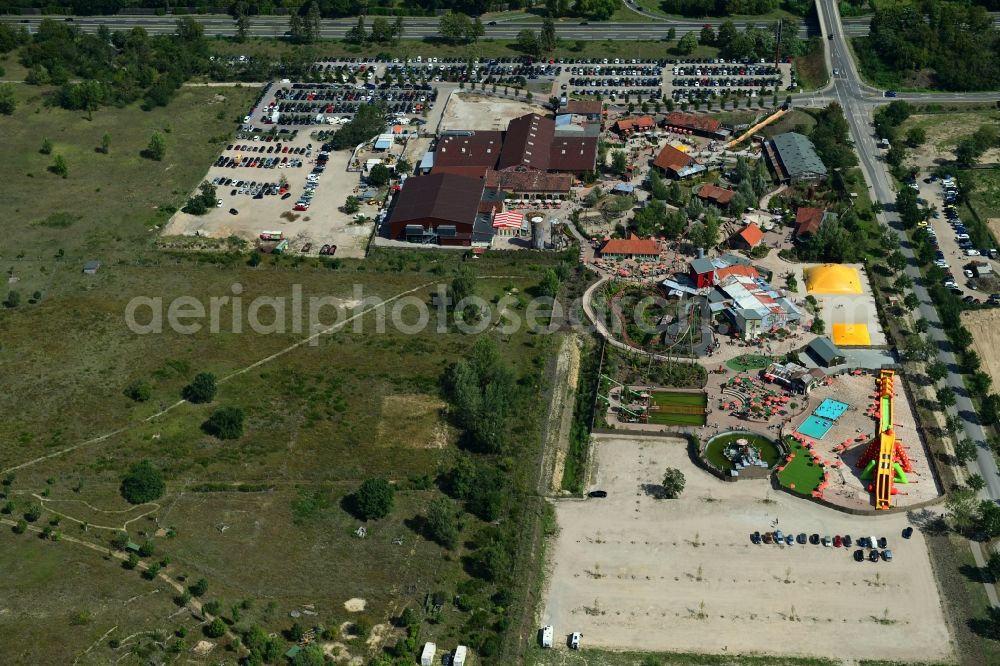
[216, 199, 223, 207]
[944, 280, 958, 288]
[956, 234, 971, 240]
[569, 632, 582, 649]
[934, 260, 949, 268]
[965, 249, 981, 256]
[964, 269, 975, 278]
[243, 115, 251, 123]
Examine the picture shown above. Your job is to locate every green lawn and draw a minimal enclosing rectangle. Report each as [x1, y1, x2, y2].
[703, 431, 781, 471]
[793, 37, 828, 91]
[726, 354, 778, 372]
[775, 437, 825, 495]
[646, 390, 707, 425]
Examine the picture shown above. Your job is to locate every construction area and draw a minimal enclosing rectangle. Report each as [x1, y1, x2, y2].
[439, 93, 549, 132]
[541, 434, 953, 662]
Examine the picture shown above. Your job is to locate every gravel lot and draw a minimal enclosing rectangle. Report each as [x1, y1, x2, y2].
[542, 434, 953, 662]
[440, 93, 549, 131]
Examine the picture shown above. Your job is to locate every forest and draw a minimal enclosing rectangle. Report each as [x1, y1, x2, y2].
[860, 0, 1000, 90]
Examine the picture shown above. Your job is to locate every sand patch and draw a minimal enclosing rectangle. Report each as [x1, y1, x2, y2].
[376, 394, 450, 449]
[343, 598, 366, 612]
[440, 92, 549, 131]
[192, 640, 215, 655]
[962, 309, 1000, 391]
[365, 623, 393, 650]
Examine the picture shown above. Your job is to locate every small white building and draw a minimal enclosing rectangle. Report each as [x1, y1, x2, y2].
[420, 642, 436, 666]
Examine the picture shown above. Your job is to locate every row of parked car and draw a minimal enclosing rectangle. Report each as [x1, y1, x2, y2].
[569, 66, 662, 77]
[672, 64, 780, 77]
[291, 150, 331, 212]
[751, 527, 910, 556]
[568, 76, 663, 88]
[671, 76, 782, 90]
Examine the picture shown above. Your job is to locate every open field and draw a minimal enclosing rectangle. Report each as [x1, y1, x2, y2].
[647, 391, 707, 426]
[793, 38, 828, 91]
[898, 111, 1000, 168]
[961, 309, 1000, 394]
[541, 435, 953, 662]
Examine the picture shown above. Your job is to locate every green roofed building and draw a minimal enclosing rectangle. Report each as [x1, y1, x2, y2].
[765, 132, 827, 183]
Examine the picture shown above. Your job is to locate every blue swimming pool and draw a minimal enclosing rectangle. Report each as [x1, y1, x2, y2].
[798, 415, 835, 440]
[814, 398, 849, 421]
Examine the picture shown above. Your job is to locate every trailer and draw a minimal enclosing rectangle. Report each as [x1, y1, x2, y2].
[453, 645, 468, 666]
[259, 230, 284, 241]
[541, 625, 554, 648]
[420, 642, 436, 666]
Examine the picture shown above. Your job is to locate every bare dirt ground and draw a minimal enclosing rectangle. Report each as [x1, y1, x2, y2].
[162, 133, 374, 258]
[903, 112, 1000, 168]
[542, 434, 954, 662]
[546, 334, 582, 494]
[961, 309, 1000, 391]
[440, 93, 549, 131]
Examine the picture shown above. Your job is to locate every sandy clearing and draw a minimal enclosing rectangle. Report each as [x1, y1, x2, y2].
[343, 598, 366, 612]
[962, 309, 1000, 392]
[440, 92, 549, 132]
[548, 334, 582, 494]
[376, 394, 449, 449]
[542, 434, 954, 662]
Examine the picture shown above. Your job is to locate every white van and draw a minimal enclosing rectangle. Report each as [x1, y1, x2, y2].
[541, 626, 554, 648]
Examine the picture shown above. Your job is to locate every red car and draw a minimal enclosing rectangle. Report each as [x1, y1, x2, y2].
[833, 535, 843, 548]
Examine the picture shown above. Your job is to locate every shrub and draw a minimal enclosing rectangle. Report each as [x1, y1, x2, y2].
[120, 461, 165, 504]
[202, 406, 245, 440]
[182, 372, 217, 403]
[352, 478, 394, 520]
[123, 379, 152, 402]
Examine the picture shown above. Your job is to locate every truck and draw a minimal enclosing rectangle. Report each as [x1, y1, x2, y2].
[541, 625, 554, 648]
[259, 230, 283, 241]
[453, 645, 468, 666]
[420, 643, 436, 666]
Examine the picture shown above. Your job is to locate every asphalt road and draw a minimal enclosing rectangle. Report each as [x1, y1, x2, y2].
[815, 0, 1000, 501]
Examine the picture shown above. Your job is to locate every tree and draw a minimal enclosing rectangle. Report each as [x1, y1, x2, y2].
[4, 290, 21, 308]
[955, 438, 977, 464]
[367, 163, 390, 187]
[190, 578, 209, 596]
[0, 83, 15, 115]
[100, 133, 111, 155]
[234, 2, 251, 43]
[425, 498, 461, 549]
[40, 138, 52, 155]
[610, 149, 628, 176]
[393, 16, 404, 44]
[439, 12, 472, 45]
[120, 461, 165, 504]
[124, 379, 152, 402]
[978, 500, 1000, 539]
[145, 132, 166, 161]
[666, 27, 676, 42]
[342, 196, 360, 214]
[699, 25, 715, 46]
[515, 29, 540, 57]
[370, 17, 393, 43]
[661, 468, 685, 498]
[537, 269, 561, 298]
[204, 617, 227, 638]
[50, 155, 68, 178]
[946, 487, 979, 532]
[471, 17, 485, 42]
[448, 267, 476, 308]
[676, 32, 697, 55]
[926, 360, 948, 383]
[304, 1, 321, 43]
[184, 181, 217, 215]
[353, 478, 394, 520]
[291, 645, 326, 666]
[344, 16, 365, 44]
[905, 127, 926, 147]
[203, 407, 245, 440]
[540, 18, 557, 53]
[903, 292, 920, 311]
[717, 19, 738, 48]
[968, 474, 986, 492]
[887, 250, 907, 271]
[938, 385, 957, 409]
[183, 372, 217, 404]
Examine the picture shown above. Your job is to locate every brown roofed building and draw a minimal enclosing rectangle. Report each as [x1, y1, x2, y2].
[485, 170, 572, 195]
[662, 112, 726, 138]
[432, 131, 503, 172]
[697, 183, 736, 207]
[498, 113, 554, 171]
[652, 144, 706, 179]
[732, 223, 765, 250]
[387, 173, 487, 245]
[548, 136, 597, 174]
[795, 207, 825, 238]
[564, 100, 603, 118]
[599, 234, 661, 261]
[614, 115, 655, 135]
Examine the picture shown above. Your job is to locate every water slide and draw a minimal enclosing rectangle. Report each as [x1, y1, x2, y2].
[724, 108, 788, 149]
[873, 370, 897, 510]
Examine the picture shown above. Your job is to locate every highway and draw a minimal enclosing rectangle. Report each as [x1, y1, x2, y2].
[814, 0, 1000, 507]
[4, 11, 999, 40]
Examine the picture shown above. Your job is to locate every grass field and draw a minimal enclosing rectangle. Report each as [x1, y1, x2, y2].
[775, 437, 824, 494]
[529, 647, 841, 666]
[646, 390, 707, 426]
[0, 80, 566, 663]
[725, 354, 779, 372]
[793, 37, 828, 91]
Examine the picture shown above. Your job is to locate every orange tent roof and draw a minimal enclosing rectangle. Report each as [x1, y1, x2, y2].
[738, 223, 765, 248]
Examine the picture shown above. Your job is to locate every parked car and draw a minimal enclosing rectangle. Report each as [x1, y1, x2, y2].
[833, 535, 843, 548]
[843, 535, 852, 548]
[796, 533, 807, 544]
[751, 531, 761, 544]
[809, 533, 820, 545]
[569, 632, 581, 650]
[869, 550, 880, 562]
[822, 536, 832, 547]
[588, 490, 608, 498]
[882, 549, 893, 562]
[878, 537, 888, 548]
[301, 243, 312, 253]
[854, 549, 865, 562]
[229, 208, 238, 215]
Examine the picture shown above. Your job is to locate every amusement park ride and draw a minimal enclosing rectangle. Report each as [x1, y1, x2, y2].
[856, 370, 913, 510]
[598, 375, 651, 423]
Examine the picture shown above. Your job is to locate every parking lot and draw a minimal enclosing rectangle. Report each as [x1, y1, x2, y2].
[915, 172, 999, 304]
[163, 129, 374, 258]
[542, 434, 952, 661]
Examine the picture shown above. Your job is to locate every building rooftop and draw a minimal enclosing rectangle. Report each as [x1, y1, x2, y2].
[565, 100, 603, 115]
[548, 136, 597, 172]
[601, 234, 661, 257]
[615, 115, 655, 133]
[653, 144, 693, 173]
[795, 207, 825, 237]
[770, 132, 827, 179]
[433, 131, 503, 171]
[807, 336, 844, 364]
[663, 111, 723, 134]
[737, 223, 764, 247]
[697, 183, 736, 205]
[485, 169, 572, 193]
[498, 113, 554, 171]
[388, 173, 485, 226]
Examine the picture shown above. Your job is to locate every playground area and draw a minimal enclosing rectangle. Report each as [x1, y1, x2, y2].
[791, 263, 886, 348]
[717, 372, 798, 422]
[599, 374, 709, 430]
[542, 434, 953, 662]
[778, 372, 939, 511]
